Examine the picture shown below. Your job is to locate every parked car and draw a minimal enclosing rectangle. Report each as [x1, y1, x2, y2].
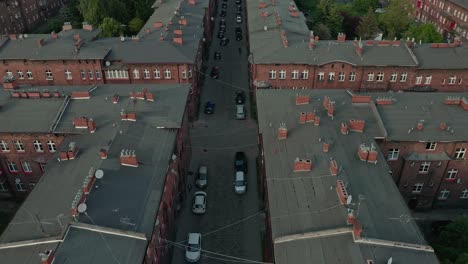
[210, 66, 220, 79]
[192, 191, 207, 214]
[234, 171, 247, 194]
[234, 151, 248, 173]
[235, 90, 245, 104]
[220, 10, 226, 17]
[236, 15, 242, 23]
[220, 37, 229, 46]
[221, 3, 227, 9]
[196, 166, 208, 188]
[236, 0, 241, 4]
[235, 26, 242, 34]
[185, 233, 202, 262]
[236, 33, 242, 41]
[214, 51, 221, 60]
[204, 101, 215, 114]
[236, 105, 246, 120]
[217, 31, 225, 39]
[220, 18, 226, 25]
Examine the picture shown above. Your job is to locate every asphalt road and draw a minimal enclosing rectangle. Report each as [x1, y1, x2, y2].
[170, 0, 265, 263]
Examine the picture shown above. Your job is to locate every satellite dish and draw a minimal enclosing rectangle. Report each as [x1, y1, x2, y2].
[23, 34, 28, 38]
[346, 195, 353, 205]
[15, 178, 21, 184]
[77, 203, 87, 213]
[95, 169, 104, 179]
[264, 26, 268, 31]
[19, 34, 23, 39]
[387, 257, 393, 264]
[105, 61, 111, 67]
[120, 36, 125, 42]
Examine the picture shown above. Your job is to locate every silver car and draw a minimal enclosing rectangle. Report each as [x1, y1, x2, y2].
[185, 233, 201, 262]
[192, 191, 207, 214]
[236, 105, 246, 120]
[196, 166, 208, 188]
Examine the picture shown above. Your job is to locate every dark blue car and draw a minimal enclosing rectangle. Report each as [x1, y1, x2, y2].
[204, 101, 215, 114]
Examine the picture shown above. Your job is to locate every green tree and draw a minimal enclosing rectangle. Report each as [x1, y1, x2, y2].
[357, 8, 379, 39]
[129, 17, 145, 34]
[433, 217, 468, 263]
[378, 0, 413, 39]
[47, 18, 65, 33]
[99, 17, 121, 37]
[313, 23, 332, 40]
[104, 0, 130, 24]
[326, 4, 344, 37]
[404, 23, 443, 43]
[134, 0, 153, 21]
[352, 0, 378, 14]
[78, 0, 104, 26]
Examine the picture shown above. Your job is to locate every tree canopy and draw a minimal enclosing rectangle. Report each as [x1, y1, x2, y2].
[357, 8, 379, 39]
[433, 217, 468, 264]
[378, 0, 413, 39]
[404, 23, 444, 43]
[99, 17, 122, 37]
[352, 0, 379, 15]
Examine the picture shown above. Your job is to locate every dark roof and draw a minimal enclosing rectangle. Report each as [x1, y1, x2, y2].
[450, 0, 468, 9]
[411, 44, 468, 69]
[246, 0, 418, 66]
[0, 84, 189, 264]
[256, 89, 440, 264]
[0, 30, 111, 60]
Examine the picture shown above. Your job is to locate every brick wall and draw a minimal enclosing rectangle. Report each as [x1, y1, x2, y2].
[0, 133, 66, 196]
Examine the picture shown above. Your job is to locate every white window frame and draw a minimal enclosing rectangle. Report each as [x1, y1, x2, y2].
[65, 69, 72, 80]
[328, 72, 335, 81]
[95, 70, 101, 79]
[291, 70, 299, 80]
[269, 70, 276, 80]
[376, 72, 384, 82]
[47, 140, 56, 152]
[426, 142, 437, 150]
[0, 140, 9, 152]
[0, 181, 7, 192]
[412, 183, 424, 193]
[14, 140, 24, 152]
[80, 70, 86, 79]
[181, 70, 187, 79]
[88, 70, 93, 79]
[455, 148, 466, 159]
[318, 72, 324, 81]
[164, 69, 171, 79]
[388, 148, 399, 160]
[33, 140, 43, 152]
[425, 76, 432, 84]
[27, 70, 33, 79]
[45, 70, 53, 80]
[438, 189, 450, 200]
[21, 161, 32, 173]
[461, 189, 468, 199]
[17, 70, 24, 79]
[301, 70, 309, 79]
[400, 72, 407, 82]
[415, 76, 422, 84]
[6, 70, 13, 77]
[449, 76, 456, 84]
[188, 69, 193, 78]
[279, 70, 286, 80]
[338, 72, 345, 82]
[154, 69, 161, 79]
[133, 69, 140, 79]
[419, 161, 431, 173]
[367, 73, 374, 81]
[7, 161, 18, 172]
[446, 169, 458, 179]
[15, 181, 25, 192]
[390, 73, 397, 82]
[349, 72, 356, 82]
[143, 69, 150, 79]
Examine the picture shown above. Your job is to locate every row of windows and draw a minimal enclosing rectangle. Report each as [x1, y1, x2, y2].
[387, 147, 465, 161]
[0, 140, 56, 153]
[0, 180, 36, 192]
[412, 184, 468, 200]
[6, 69, 101, 81]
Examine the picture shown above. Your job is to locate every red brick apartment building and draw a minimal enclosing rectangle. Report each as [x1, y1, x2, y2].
[246, 0, 468, 92]
[413, 0, 468, 41]
[0, 0, 70, 35]
[0, 84, 192, 264]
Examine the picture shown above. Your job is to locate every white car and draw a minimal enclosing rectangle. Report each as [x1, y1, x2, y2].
[192, 191, 207, 214]
[236, 15, 242, 23]
[185, 233, 202, 262]
[234, 171, 247, 194]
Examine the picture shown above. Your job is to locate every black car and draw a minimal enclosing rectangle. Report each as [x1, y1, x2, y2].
[210, 66, 220, 79]
[236, 0, 241, 4]
[220, 10, 226, 17]
[219, 24, 226, 31]
[220, 19, 226, 26]
[234, 152, 248, 173]
[237, 5, 242, 11]
[235, 90, 245, 104]
[236, 33, 242, 41]
[220, 37, 229, 46]
[204, 101, 215, 114]
[214, 51, 221, 60]
[235, 26, 242, 34]
[221, 3, 227, 9]
[218, 31, 225, 39]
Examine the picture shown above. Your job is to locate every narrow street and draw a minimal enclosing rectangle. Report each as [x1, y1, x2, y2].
[170, 0, 265, 263]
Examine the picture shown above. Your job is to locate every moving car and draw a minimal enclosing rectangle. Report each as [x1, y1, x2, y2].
[234, 151, 248, 173]
[210, 66, 220, 79]
[204, 101, 215, 114]
[196, 166, 208, 188]
[220, 37, 229, 46]
[235, 90, 245, 104]
[236, 105, 246, 120]
[236, 15, 242, 23]
[192, 191, 207, 214]
[185, 233, 202, 262]
[214, 51, 221, 60]
[234, 171, 247, 194]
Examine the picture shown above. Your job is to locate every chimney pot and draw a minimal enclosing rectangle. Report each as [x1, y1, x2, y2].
[416, 122, 424, 131]
[99, 149, 108, 159]
[88, 119, 96, 133]
[314, 116, 320, 126]
[329, 159, 339, 175]
[120, 149, 138, 167]
[323, 142, 330, 152]
[305, 112, 315, 122]
[278, 123, 287, 139]
[348, 119, 365, 132]
[293, 158, 312, 172]
[295, 94, 309, 105]
[336, 180, 348, 204]
[299, 112, 307, 123]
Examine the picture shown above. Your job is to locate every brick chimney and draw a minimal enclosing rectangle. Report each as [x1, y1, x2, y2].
[173, 37, 183, 45]
[356, 39, 363, 56]
[37, 38, 45, 47]
[323, 142, 330, 152]
[329, 159, 339, 175]
[336, 180, 348, 204]
[82, 22, 93, 31]
[278, 123, 287, 139]
[62, 22, 72, 31]
[88, 118, 96, 133]
[461, 98, 468, 111]
[367, 143, 378, 164]
[357, 144, 369, 161]
[305, 112, 315, 122]
[337, 32, 346, 43]
[439, 122, 448, 131]
[327, 103, 334, 117]
[39, 249, 55, 264]
[299, 112, 307, 123]
[347, 209, 355, 224]
[295, 94, 310, 105]
[351, 95, 372, 103]
[293, 158, 312, 172]
[73, 117, 89, 129]
[353, 221, 363, 239]
[314, 115, 320, 126]
[259, 1, 267, 8]
[120, 149, 138, 167]
[99, 149, 108, 159]
[51, 31, 58, 39]
[154, 21, 164, 28]
[348, 119, 365, 132]
[309, 31, 315, 49]
[188, 0, 196, 5]
[444, 96, 461, 105]
[71, 91, 91, 99]
[341, 123, 349, 135]
[323, 96, 330, 109]
[375, 97, 393, 105]
[416, 121, 424, 131]
[145, 92, 155, 102]
[112, 94, 119, 104]
[121, 111, 137, 122]
[67, 142, 79, 160]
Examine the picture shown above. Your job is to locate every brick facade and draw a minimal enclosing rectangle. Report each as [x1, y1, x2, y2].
[414, 0, 468, 41]
[377, 140, 468, 210]
[0, 133, 65, 196]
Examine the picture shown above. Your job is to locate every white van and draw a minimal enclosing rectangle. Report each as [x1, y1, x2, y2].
[236, 105, 246, 120]
[234, 171, 247, 194]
